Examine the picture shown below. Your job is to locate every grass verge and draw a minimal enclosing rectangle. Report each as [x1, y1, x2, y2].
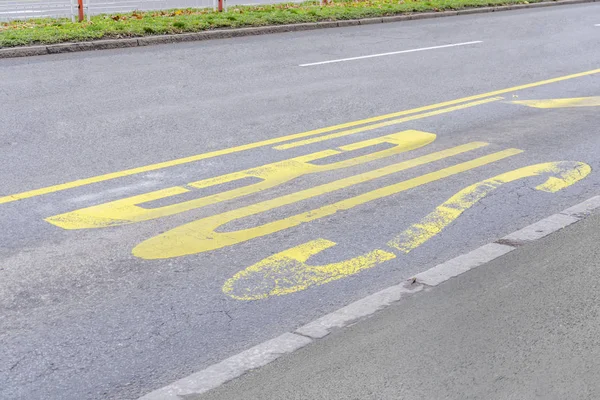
[1, 0, 544, 48]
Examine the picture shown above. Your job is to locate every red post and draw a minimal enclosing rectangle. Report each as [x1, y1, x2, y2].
[77, 0, 85, 21]
[218, 0, 223, 12]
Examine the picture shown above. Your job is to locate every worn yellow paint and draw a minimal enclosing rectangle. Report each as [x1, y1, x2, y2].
[45, 130, 435, 229]
[2, 68, 599, 206]
[222, 239, 396, 300]
[224, 160, 590, 300]
[388, 161, 591, 253]
[511, 96, 600, 109]
[273, 97, 503, 150]
[133, 146, 522, 259]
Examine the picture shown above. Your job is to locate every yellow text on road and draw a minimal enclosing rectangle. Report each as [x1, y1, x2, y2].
[388, 161, 592, 252]
[45, 130, 436, 229]
[223, 161, 590, 300]
[133, 145, 521, 259]
[222, 239, 397, 300]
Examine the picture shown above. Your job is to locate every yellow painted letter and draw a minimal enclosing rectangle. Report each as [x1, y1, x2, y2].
[222, 239, 395, 300]
[46, 130, 435, 229]
[388, 161, 591, 253]
[132, 146, 521, 260]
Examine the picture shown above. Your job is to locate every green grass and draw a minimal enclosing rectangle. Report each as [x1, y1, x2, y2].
[0, 0, 541, 48]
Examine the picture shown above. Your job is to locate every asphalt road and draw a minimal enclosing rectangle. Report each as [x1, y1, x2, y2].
[200, 209, 600, 400]
[1, 4, 599, 399]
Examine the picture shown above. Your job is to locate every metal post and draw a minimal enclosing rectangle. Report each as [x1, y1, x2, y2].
[77, 0, 84, 21]
[218, 0, 223, 12]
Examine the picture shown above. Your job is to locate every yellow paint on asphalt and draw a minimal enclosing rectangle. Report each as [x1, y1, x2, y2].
[2, 68, 599, 206]
[224, 160, 590, 300]
[511, 96, 600, 109]
[273, 97, 503, 150]
[45, 130, 435, 229]
[388, 161, 591, 253]
[222, 239, 396, 300]
[133, 146, 522, 259]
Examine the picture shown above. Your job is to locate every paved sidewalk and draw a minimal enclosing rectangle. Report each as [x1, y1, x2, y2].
[201, 210, 600, 400]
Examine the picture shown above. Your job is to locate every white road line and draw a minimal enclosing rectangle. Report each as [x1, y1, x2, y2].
[595, 24, 600, 26]
[299, 41, 483, 67]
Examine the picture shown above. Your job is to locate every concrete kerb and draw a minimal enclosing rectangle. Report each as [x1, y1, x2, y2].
[138, 195, 600, 400]
[138, 332, 312, 400]
[358, 17, 384, 25]
[337, 19, 361, 27]
[0, 0, 597, 59]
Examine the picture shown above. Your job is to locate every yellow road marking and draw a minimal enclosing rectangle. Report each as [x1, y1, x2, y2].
[45, 130, 436, 229]
[223, 239, 396, 301]
[273, 97, 502, 150]
[511, 96, 600, 109]
[224, 160, 590, 300]
[2, 68, 599, 206]
[133, 146, 521, 259]
[388, 161, 592, 253]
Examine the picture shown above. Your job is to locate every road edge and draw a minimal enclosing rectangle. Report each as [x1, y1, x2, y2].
[1, 0, 597, 59]
[137, 195, 600, 399]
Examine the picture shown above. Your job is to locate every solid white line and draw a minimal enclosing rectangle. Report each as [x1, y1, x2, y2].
[299, 41, 483, 67]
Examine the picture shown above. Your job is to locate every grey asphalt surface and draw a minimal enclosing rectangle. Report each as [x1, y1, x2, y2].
[200, 210, 600, 400]
[1, 4, 599, 400]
